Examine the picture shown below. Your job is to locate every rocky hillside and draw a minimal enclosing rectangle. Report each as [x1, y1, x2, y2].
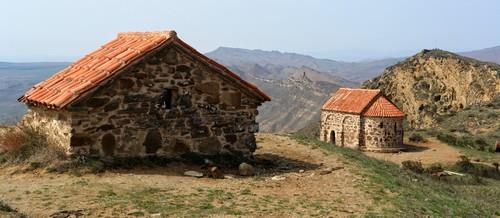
[363, 49, 500, 129]
[232, 70, 341, 133]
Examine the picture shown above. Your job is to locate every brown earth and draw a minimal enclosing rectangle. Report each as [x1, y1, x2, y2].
[0, 133, 377, 217]
[365, 138, 463, 166]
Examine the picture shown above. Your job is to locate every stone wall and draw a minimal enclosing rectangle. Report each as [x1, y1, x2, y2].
[320, 110, 404, 152]
[64, 43, 262, 157]
[362, 117, 403, 152]
[21, 106, 73, 153]
[320, 110, 361, 149]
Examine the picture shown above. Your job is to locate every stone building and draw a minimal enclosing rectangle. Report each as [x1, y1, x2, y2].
[320, 88, 405, 152]
[18, 31, 270, 157]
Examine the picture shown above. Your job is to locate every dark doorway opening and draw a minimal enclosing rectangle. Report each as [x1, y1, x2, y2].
[330, 131, 336, 145]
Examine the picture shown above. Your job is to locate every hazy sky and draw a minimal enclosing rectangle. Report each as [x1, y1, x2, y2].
[1, 0, 499, 62]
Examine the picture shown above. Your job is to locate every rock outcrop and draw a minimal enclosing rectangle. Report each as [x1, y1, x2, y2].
[363, 49, 500, 129]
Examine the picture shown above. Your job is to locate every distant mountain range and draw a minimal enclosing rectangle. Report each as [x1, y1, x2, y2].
[0, 62, 69, 122]
[207, 47, 402, 83]
[0, 45, 499, 132]
[460, 46, 500, 64]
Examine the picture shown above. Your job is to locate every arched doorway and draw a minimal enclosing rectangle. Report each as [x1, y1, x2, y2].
[330, 131, 336, 145]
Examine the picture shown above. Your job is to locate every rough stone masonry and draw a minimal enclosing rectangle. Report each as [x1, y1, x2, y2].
[20, 32, 270, 157]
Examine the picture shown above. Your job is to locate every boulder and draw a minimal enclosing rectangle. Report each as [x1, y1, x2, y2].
[271, 175, 286, 181]
[184, 170, 204, 178]
[208, 166, 224, 179]
[239, 162, 255, 176]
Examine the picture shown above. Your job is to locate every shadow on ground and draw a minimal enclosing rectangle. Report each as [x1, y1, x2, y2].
[401, 143, 430, 152]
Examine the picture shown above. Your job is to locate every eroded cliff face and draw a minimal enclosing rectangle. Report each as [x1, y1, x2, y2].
[363, 49, 500, 129]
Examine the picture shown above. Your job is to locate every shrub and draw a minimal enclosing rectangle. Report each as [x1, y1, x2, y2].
[0, 127, 26, 153]
[0, 126, 66, 165]
[425, 163, 444, 174]
[456, 156, 474, 172]
[409, 133, 425, 143]
[0, 200, 16, 213]
[402, 160, 424, 174]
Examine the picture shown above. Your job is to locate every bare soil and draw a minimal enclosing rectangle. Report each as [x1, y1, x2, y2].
[365, 138, 463, 165]
[0, 133, 377, 217]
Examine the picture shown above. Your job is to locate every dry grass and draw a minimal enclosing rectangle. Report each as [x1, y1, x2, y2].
[0, 125, 66, 167]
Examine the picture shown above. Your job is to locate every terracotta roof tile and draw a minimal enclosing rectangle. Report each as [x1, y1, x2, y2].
[322, 88, 380, 113]
[19, 30, 270, 108]
[363, 96, 405, 117]
[322, 88, 404, 118]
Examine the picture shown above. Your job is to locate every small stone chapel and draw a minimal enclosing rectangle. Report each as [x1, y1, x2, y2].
[320, 88, 405, 152]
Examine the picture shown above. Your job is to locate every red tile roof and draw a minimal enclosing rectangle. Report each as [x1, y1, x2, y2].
[363, 96, 405, 117]
[322, 88, 404, 118]
[19, 31, 270, 109]
[322, 88, 380, 113]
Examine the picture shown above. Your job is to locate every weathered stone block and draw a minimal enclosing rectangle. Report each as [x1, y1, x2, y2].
[119, 78, 135, 89]
[70, 135, 93, 147]
[197, 137, 221, 155]
[195, 82, 219, 97]
[101, 133, 116, 156]
[224, 134, 237, 143]
[192, 126, 209, 138]
[104, 99, 120, 112]
[221, 92, 241, 106]
[143, 129, 162, 154]
[86, 97, 110, 108]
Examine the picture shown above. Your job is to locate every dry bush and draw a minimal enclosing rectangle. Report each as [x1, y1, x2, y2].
[408, 133, 426, 143]
[0, 126, 66, 166]
[0, 127, 26, 153]
[402, 160, 424, 174]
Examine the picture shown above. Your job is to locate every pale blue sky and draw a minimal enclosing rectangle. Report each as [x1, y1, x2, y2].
[1, 0, 499, 62]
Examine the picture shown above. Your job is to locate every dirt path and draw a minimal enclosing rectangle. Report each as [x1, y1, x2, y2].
[0, 133, 376, 217]
[365, 138, 463, 165]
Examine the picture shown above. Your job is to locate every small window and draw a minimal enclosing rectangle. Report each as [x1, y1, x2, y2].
[394, 123, 397, 132]
[379, 122, 384, 128]
[162, 89, 177, 109]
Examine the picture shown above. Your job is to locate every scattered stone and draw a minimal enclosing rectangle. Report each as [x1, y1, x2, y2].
[271, 175, 286, 181]
[239, 162, 255, 176]
[184, 170, 204, 178]
[279, 166, 290, 171]
[150, 213, 162, 217]
[224, 174, 235, 179]
[319, 166, 344, 175]
[50, 209, 84, 218]
[208, 166, 224, 179]
[298, 169, 305, 173]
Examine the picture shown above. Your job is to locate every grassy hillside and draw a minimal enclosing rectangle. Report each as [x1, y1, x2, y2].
[292, 134, 500, 217]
